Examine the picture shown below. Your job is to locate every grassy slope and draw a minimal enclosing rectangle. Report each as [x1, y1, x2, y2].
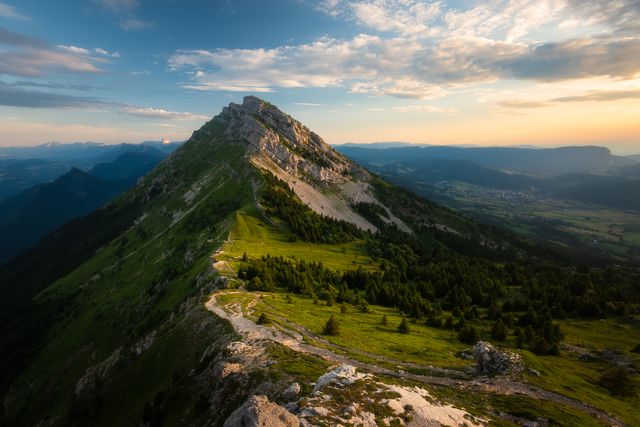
[2, 121, 258, 426]
[219, 206, 375, 272]
[217, 197, 640, 425]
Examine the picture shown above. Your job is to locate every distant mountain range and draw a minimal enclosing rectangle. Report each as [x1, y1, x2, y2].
[0, 141, 180, 200]
[0, 140, 180, 160]
[338, 144, 640, 213]
[337, 144, 635, 176]
[0, 151, 166, 263]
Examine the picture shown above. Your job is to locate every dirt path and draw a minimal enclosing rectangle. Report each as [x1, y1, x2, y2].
[205, 291, 627, 427]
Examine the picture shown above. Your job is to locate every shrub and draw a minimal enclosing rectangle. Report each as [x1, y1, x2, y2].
[599, 366, 635, 397]
[323, 315, 340, 336]
[256, 313, 270, 325]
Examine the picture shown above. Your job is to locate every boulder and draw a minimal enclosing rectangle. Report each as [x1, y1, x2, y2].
[223, 395, 300, 427]
[473, 341, 521, 376]
[282, 382, 301, 401]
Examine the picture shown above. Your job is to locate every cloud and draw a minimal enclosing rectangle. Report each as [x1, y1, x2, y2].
[122, 106, 208, 121]
[8, 80, 95, 91]
[498, 88, 640, 109]
[92, 0, 139, 13]
[94, 48, 121, 58]
[0, 28, 106, 77]
[170, 1, 640, 100]
[392, 105, 457, 113]
[0, 81, 104, 108]
[118, 17, 154, 31]
[169, 35, 448, 99]
[564, 0, 640, 35]
[495, 100, 550, 109]
[58, 44, 121, 58]
[0, 2, 30, 20]
[57, 45, 91, 55]
[0, 80, 207, 122]
[0, 27, 47, 49]
[91, 0, 154, 31]
[552, 88, 640, 103]
[494, 38, 640, 81]
[293, 102, 322, 106]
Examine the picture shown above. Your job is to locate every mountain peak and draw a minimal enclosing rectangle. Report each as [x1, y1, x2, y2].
[185, 97, 408, 233]
[212, 96, 360, 186]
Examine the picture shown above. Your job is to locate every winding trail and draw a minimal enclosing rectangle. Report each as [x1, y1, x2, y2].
[205, 290, 627, 427]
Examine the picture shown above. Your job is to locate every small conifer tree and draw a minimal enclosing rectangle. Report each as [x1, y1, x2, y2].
[323, 315, 340, 336]
[398, 318, 410, 334]
[381, 314, 388, 326]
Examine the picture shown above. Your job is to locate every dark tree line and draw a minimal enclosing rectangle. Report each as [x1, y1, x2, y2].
[249, 173, 640, 354]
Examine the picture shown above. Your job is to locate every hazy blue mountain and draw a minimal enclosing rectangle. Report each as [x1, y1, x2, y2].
[336, 141, 425, 149]
[370, 158, 541, 190]
[553, 173, 640, 210]
[0, 152, 165, 263]
[0, 169, 125, 263]
[337, 145, 634, 176]
[0, 158, 72, 200]
[0, 142, 178, 200]
[616, 163, 640, 178]
[0, 141, 180, 161]
[90, 152, 164, 183]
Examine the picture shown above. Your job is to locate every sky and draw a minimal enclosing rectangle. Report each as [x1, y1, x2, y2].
[0, 0, 639, 153]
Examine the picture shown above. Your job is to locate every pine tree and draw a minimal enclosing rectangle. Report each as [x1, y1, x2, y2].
[397, 318, 410, 334]
[381, 315, 388, 326]
[323, 315, 340, 336]
[340, 303, 348, 314]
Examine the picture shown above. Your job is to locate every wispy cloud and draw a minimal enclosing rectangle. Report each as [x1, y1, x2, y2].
[91, 0, 154, 31]
[293, 102, 322, 106]
[0, 28, 110, 77]
[0, 80, 207, 122]
[118, 17, 154, 31]
[496, 88, 640, 110]
[392, 105, 457, 113]
[58, 45, 121, 58]
[0, 81, 103, 108]
[0, 2, 30, 20]
[122, 106, 208, 121]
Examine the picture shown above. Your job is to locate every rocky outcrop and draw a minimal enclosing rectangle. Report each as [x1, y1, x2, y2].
[214, 96, 358, 186]
[223, 395, 300, 427]
[473, 341, 522, 376]
[282, 382, 301, 401]
[313, 364, 369, 392]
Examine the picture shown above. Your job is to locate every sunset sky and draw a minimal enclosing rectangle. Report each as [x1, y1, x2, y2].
[1, 0, 639, 153]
